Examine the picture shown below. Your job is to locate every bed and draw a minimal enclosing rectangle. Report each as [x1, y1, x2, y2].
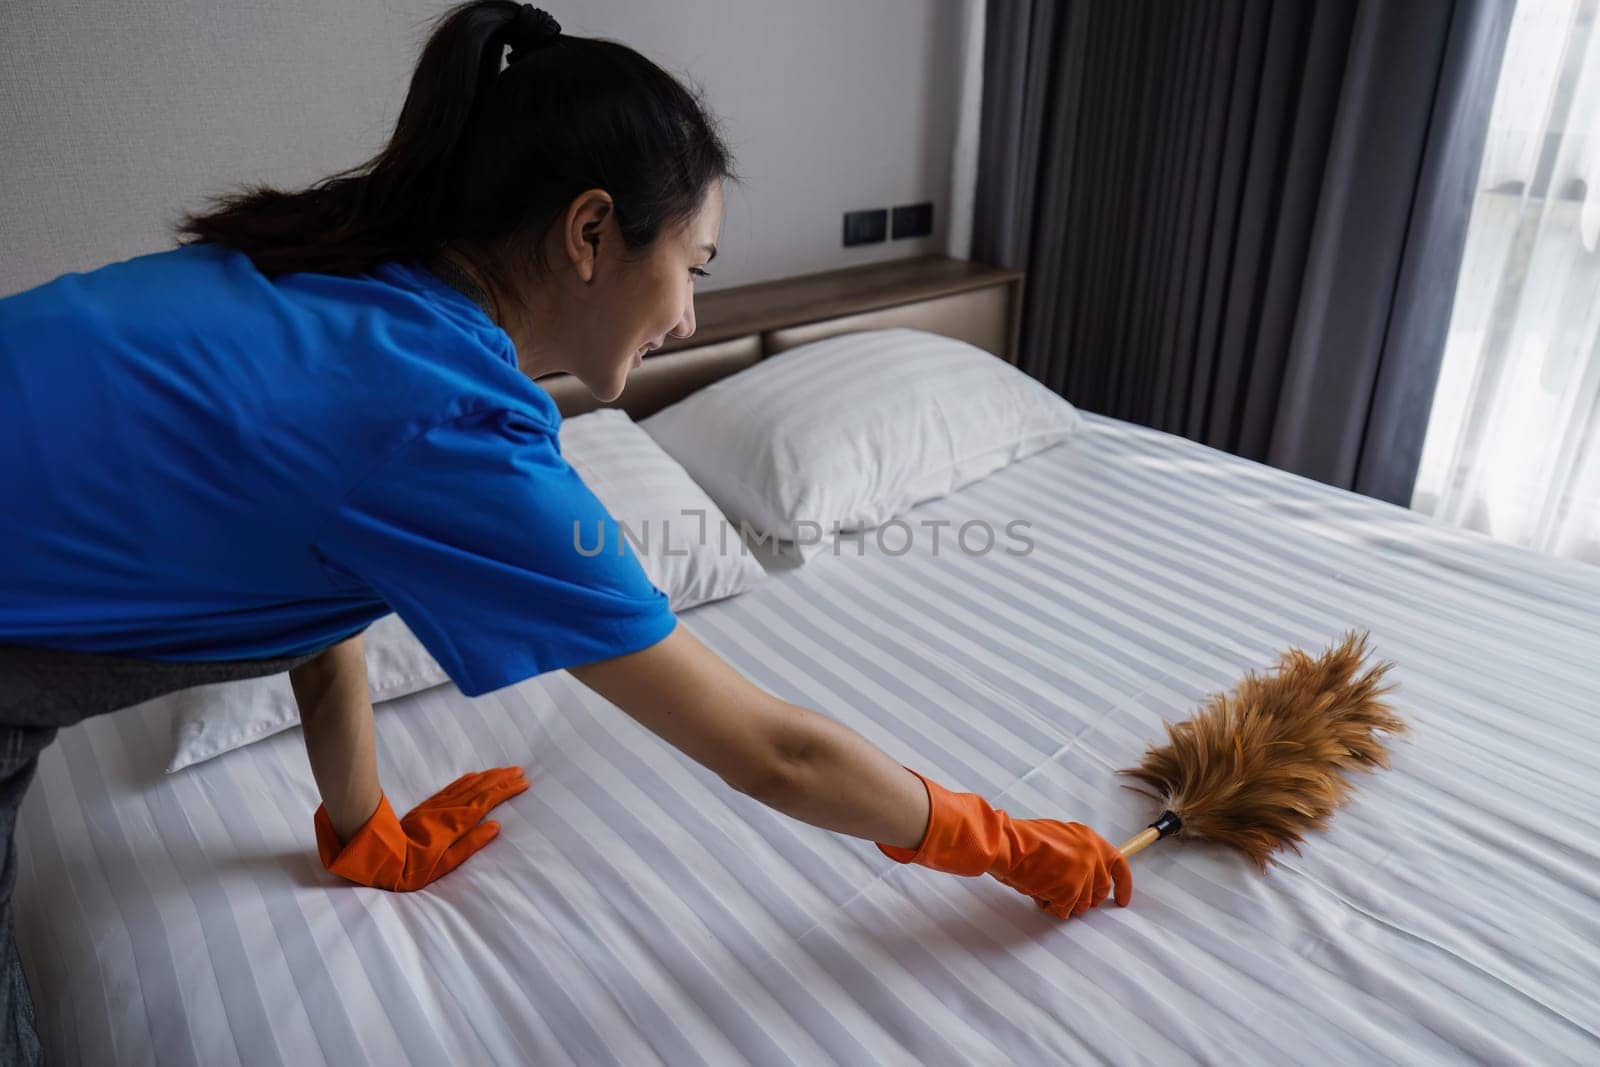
[15, 262, 1600, 1065]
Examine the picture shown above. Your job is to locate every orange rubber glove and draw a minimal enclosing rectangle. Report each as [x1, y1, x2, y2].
[314, 767, 529, 891]
[876, 766, 1133, 918]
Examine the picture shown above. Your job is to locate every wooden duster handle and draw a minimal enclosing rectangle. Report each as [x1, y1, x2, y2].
[1119, 811, 1180, 857]
[1119, 827, 1161, 857]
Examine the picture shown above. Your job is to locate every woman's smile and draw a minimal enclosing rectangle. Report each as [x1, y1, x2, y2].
[634, 339, 663, 367]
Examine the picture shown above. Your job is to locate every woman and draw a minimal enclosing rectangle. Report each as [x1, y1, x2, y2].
[0, 3, 1132, 1060]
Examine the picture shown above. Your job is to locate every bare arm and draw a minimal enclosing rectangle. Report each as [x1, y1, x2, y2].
[567, 620, 931, 851]
[289, 631, 383, 843]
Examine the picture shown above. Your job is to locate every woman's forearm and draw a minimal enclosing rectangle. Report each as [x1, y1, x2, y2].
[289, 633, 382, 843]
[757, 709, 932, 852]
[563, 624, 932, 852]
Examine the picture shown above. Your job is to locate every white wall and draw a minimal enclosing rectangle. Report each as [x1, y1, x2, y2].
[0, 0, 982, 297]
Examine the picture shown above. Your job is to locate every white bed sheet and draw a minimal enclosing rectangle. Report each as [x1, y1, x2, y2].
[15, 410, 1600, 1066]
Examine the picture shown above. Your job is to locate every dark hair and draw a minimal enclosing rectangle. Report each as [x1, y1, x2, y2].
[175, 1, 737, 279]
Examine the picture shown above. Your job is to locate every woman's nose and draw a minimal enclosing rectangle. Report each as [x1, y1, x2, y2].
[670, 300, 696, 340]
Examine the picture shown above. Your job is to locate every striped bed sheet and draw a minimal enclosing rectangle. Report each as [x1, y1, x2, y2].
[14, 409, 1600, 1066]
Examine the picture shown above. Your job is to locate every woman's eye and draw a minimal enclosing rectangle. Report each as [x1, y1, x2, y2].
[690, 267, 710, 279]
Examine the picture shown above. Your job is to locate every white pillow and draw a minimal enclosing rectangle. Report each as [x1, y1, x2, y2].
[639, 328, 1084, 560]
[163, 405, 765, 772]
[555, 407, 767, 611]
[163, 610, 448, 773]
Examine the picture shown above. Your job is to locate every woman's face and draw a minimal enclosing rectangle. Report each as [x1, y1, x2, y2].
[545, 180, 724, 403]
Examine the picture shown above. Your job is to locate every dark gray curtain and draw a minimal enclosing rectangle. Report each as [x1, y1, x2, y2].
[973, 0, 1514, 506]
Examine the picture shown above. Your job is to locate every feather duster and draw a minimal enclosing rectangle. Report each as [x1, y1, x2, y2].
[1115, 629, 1406, 870]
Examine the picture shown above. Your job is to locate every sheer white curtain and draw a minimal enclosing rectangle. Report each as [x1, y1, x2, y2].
[1412, 0, 1600, 564]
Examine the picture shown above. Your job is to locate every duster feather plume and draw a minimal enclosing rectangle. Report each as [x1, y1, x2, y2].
[1116, 629, 1406, 871]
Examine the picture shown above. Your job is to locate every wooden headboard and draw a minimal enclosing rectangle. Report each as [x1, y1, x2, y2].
[534, 254, 1024, 420]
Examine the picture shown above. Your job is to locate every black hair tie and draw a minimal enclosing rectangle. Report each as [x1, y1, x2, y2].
[506, 5, 561, 65]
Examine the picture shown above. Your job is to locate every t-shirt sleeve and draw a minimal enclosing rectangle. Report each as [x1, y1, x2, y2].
[310, 406, 678, 696]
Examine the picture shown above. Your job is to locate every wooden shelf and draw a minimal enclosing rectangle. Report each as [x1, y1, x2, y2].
[657, 254, 1024, 354]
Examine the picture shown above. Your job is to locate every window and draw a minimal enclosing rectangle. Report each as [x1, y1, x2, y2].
[1412, 0, 1600, 564]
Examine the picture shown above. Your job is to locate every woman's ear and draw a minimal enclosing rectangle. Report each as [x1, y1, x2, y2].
[564, 190, 613, 284]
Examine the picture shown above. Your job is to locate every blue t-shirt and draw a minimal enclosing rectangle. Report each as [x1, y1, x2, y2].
[0, 242, 676, 696]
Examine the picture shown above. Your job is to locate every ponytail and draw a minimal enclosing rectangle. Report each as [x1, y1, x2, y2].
[175, 2, 735, 278]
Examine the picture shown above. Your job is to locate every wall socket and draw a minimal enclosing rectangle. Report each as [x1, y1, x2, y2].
[843, 203, 934, 247]
[892, 202, 934, 239]
[843, 208, 888, 247]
